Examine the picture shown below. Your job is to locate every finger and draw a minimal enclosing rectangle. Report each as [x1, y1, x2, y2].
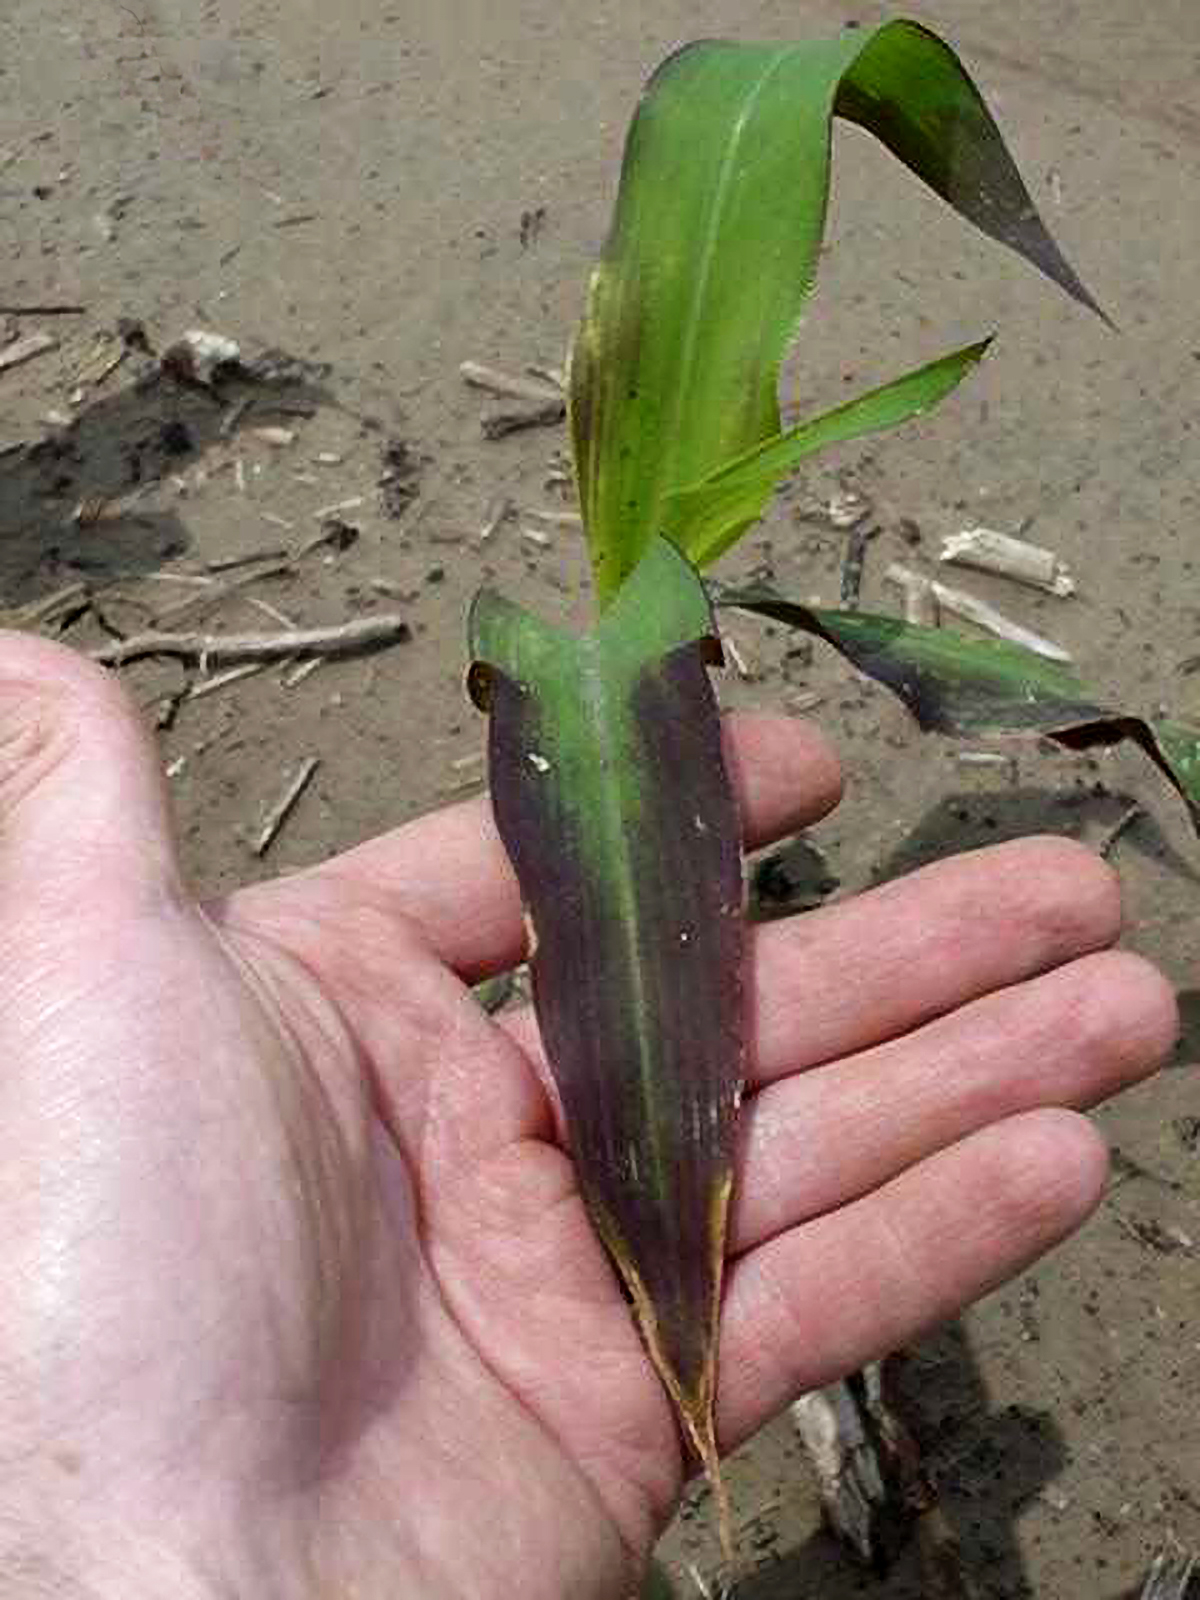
[243, 710, 841, 980]
[747, 835, 1122, 1086]
[731, 949, 1177, 1254]
[0, 633, 181, 910]
[501, 835, 1123, 1084]
[715, 1108, 1107, 1450]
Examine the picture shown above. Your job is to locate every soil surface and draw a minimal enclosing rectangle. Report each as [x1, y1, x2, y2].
[2, 2, 1197, 1595]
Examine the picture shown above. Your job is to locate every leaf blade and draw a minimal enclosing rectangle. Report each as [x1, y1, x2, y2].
[470, 539, 745, 1518]
[570, 20, 1101, 602]
[717, 588, 1200, 832]
[664, 339, 991, 567]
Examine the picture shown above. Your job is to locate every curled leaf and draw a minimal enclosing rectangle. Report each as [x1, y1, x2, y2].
[570, 19, 1102, 602]
[717, 588, 1200, 832]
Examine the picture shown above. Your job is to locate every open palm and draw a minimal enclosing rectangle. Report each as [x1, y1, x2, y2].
[0, 635, 1175, 1600]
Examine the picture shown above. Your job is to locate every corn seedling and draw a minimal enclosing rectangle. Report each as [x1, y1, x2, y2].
[467, 17, 1200, 1563]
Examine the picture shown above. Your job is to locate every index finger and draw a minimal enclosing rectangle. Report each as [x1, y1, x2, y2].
[251, 711, 840, 981]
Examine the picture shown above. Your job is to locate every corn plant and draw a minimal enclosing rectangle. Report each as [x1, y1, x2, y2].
[467, 16, 1200, 1556]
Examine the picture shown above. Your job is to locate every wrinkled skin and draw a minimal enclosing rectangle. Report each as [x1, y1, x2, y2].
[0, 635, 1177, 1599]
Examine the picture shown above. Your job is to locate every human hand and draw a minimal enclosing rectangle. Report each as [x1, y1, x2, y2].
[0, 635, 1176, 1599]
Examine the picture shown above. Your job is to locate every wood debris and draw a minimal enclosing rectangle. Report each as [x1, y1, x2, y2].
[153, 559, 295, 626]
[840, 523, 878, 609]
[187, 662, 269, 700]
[0, 329, 58, 373]
[0, 303, 86, 317]
[459, 360, 562, 404]
[1140, 1542, 1197, 1599]
[219, 396, 254, 437]
[826, 488, 872, 529]
[886, 563, 1072, 661]
[792, 1379, 889, 1566]
[477, 494, 512, 542]
[954, 750, 1012, 768]
[887, 564, 938, 625]
[5, 581, 90, 629]
[282, 657, 322, 688]
[481, 396, 566, 439]
[723, 633, 757, 681]
[253, 756, 320, 857]
[524, 507, 582, 528]
[251, 425, 297, 448]
[312, 495, 363, 522]
[160, 328, 241, 386]
[247, 595, 298, 629]
[939, 526, 1075, 597]
[90, 612, 411, 668]
[525, 362, 566, 391]
[70, 332, 126, 391]
[1097, 801, 1144, 859]
[206, 547, 289, 573]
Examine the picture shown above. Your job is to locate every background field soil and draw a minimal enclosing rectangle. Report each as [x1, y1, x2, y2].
[2, 2, 1197, 1595]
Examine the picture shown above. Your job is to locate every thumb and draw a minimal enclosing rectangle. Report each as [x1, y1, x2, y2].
[0, 631, 183, 911]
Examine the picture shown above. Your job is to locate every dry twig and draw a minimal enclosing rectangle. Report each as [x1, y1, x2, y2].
[1140, 1542, 1197, 1600]
[153, 560, 295, 626]
[188, 662, 270, 700]
[459, 360, 562, 404]
[0, 330, 58, 373]
[90, 613, 410, 668]
[253, 756, 320, 857]
[482, 397, 567, 439]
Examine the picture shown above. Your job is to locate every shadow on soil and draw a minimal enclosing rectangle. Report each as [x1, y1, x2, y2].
[723, 1323, 1067, 1600]
[0, 346, 332, 605]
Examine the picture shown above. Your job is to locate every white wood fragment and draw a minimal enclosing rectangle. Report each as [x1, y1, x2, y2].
[282, 657, 322, 688]
[524, 507, 583, 528]
[0, 330, 58, 373]
[723, 633, 756, 681]
[312, 495, 363, 521]
[931, 576, 1073, 660]
[525, 362, 567, 391]
[521, 526, 551, 548]
[163, 329, 241, 385]
[827, 489, 872, 528]
[247, 596, 298, 629]
[477, 495, 511, 542]
[459, 360, 561, 404]
[251, 425, 297, 448]
[887, 564, 1072, 661]
[885, 563, 938, 625]
[253, 756, 320, 857]
[940, 526, 1075, 596]
[188, 662, 267, 700]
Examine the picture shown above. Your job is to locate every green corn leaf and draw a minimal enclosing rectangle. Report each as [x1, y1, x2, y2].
[664, 339, 991, 567]
[717, 588, 1200, 831]
[570, 19, 1102, 603]
[469, 538, 744, 1533]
